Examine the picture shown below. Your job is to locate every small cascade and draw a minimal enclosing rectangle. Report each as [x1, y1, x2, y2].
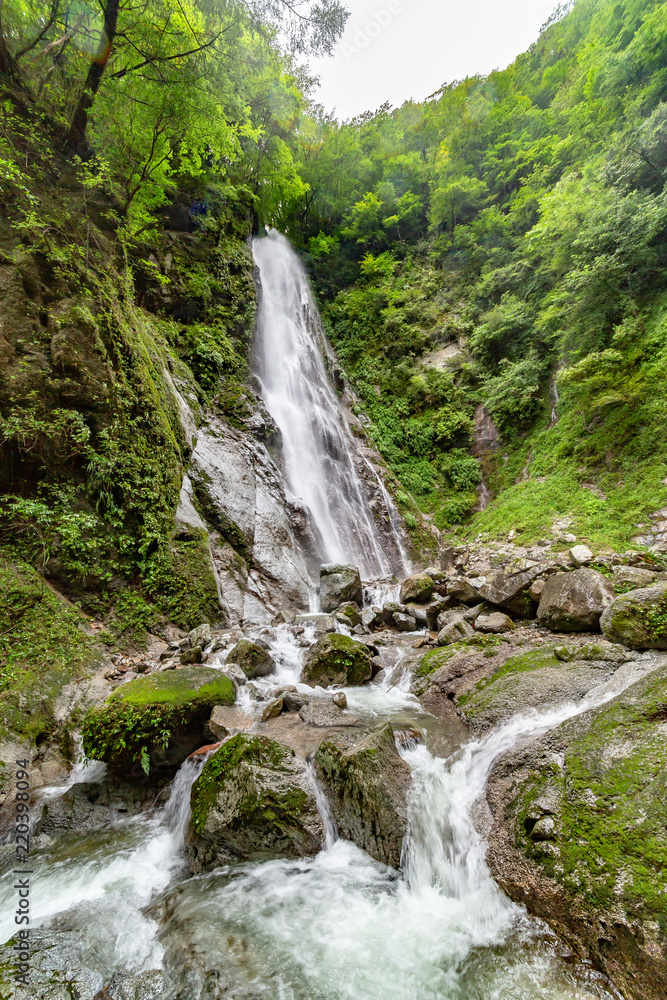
[252, 230, 407, 580]
[307, 761, 339, 850]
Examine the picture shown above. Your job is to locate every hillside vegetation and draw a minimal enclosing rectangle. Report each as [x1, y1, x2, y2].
[281, 0, 667, 549]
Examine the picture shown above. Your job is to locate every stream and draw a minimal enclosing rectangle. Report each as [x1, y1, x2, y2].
[0, 232, 632, 998]
[1, 626, 648, 999]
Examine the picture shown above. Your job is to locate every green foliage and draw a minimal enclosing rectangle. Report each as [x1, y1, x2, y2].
[0, 547, 100, 742]
[81, 666, 235, 766]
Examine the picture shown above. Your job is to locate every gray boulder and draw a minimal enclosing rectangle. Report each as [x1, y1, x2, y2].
[537, 569, 615, 632]
[226, 638, 275, 678]
[477, 560, 545, 617]
[438, 615, 474, 646]
[315, 723, 411, 868]
[34, 781, 149, 836]
[474, 612, 515, 634]
[204, 703, 253, 741]
[600, 582, 667, 649]
[187, 734, 323, 871]
[393, 612, 417, 631]
[319, 563, 363, 612]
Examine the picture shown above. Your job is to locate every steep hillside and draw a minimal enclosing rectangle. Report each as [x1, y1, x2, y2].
[287, 0, 667, 552]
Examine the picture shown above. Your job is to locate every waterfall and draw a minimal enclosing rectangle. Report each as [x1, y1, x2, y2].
[252, 230, 407, 580]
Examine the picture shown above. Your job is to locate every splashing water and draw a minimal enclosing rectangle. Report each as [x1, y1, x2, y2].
[252, 230, 407, 579]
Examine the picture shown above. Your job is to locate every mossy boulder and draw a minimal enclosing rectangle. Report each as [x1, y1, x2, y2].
[81, 667, 235, 773]
[186, 734, 323, 871]
[314, 723, 411, 868]
[319, 563, 363, 612]
[399, 572, 434, 604]
[600, 582, 667, 649]
[226, 638, 275, 678]
[457, 643, 624, 730]
[485, 662, 667, 1000]
[537, 568, 615, 632]
[301, 633, 373, 688]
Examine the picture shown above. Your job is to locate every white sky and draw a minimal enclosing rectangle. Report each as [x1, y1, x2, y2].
[308, 0, 560, 120]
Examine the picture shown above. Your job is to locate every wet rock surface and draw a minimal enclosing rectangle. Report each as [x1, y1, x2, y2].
[301, 632, 374, 687]
[315, 722, 411, 869]
[484, 657, 667, 1000]
[319, 563, 363, 612]
[186, 734, 323, 871]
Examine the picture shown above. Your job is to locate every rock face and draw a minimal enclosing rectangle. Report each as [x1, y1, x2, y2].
[187, 734, 323, 871]
[315, 723, 411, 868]
[476, 559, 545, 617]
[484, 660, 667, 1000]
[600, 582, 667, 649]
[537, 568, 615, 632]
[399, 572, 434, 604]
[319, 563, 363, 612]
[457, 643, 625, 730]
[226, 638, 275, 678]
[301, 633, 373, 687]
[299, 700, 363, 727]
[81, 667, 235, 772]
[186, 417, 317, 625]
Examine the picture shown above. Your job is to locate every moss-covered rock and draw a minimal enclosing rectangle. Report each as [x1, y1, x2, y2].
[81, 666, 235, 773]
[186, 733, 323, 871]
[399, 572, 434, 604]
[226, 638, 275, 678]
[600, 582, 667, 649]
[314, 723, 411, 868]
[485, 661, 667, 1000]
[301, 633, 373, 688]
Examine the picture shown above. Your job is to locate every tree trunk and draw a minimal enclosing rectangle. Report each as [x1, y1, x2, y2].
[66, 0, 120, 152]
[0, 0, 14, 76]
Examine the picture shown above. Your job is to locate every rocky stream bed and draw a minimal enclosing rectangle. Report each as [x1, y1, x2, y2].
[2, 548, 667, 1000]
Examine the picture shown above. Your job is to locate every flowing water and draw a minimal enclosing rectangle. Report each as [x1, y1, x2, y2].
[252, 229, 408, 579]
[4, 638, 656, 998]
[0, 232, 639, 997]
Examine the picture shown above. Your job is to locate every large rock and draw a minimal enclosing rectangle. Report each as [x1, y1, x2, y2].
[301, 633, 373, 687]
[474, 612, 515, 634]
[399, 572, 434, 604]
[476, 559, 546, 617]
[484, 660, 667, 1000]
[226, 638, 275, 678]
[537, 568, 615, 632]
[457, 642, 626, 730]
[315, 723, 411, 868]
[187, 418, 316, 624]
[438, 615, 474, 646]
[319, 563, 363, 612]
[81, 667, 235, 773]
[34, 780, 150, 835]
[204, 704, 253, 741]
[601, 582, 667, 649]
[187, 734, 323, 871]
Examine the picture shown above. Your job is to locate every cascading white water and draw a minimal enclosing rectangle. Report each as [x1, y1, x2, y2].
[252, 230, 407, 580]
[153, 657, 649, 1000]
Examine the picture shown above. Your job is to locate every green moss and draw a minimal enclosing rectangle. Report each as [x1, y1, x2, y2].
[457, 646, 560, 715]
[514, 667, 667, 933]
[417, 634, 505, 680]
[190, 733, 297, 834]
[81, 666, 235, 766]
[0, 547, 101, 742]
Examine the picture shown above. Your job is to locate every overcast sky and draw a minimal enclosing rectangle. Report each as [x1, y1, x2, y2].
[308, 0, 560, 119]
